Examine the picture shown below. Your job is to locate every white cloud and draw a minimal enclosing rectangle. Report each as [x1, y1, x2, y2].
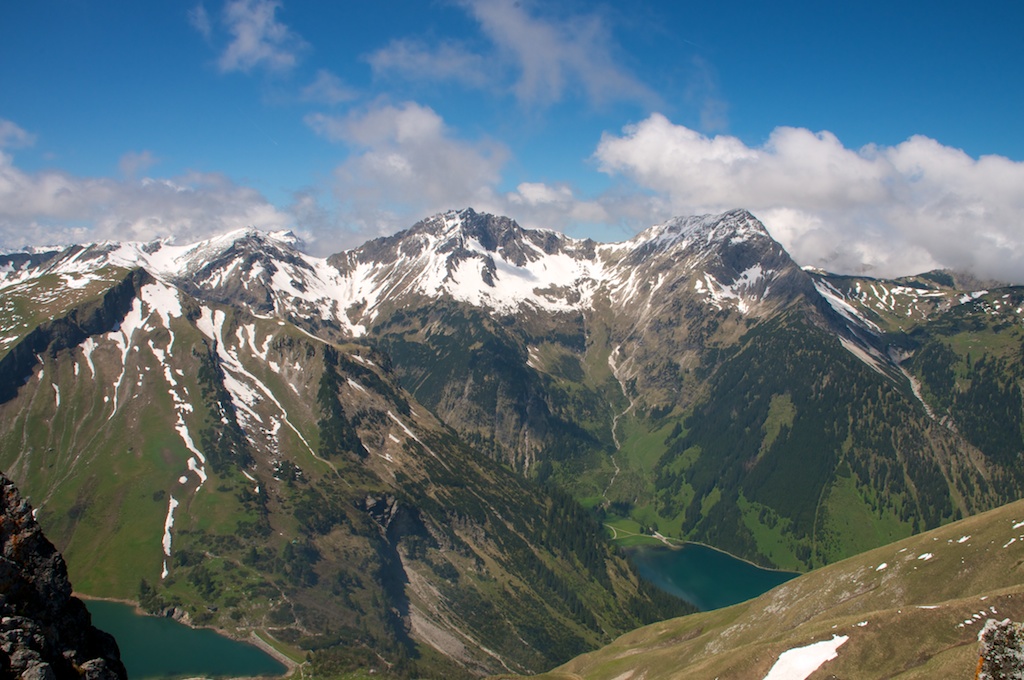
[367, 39, 489, 89]
[0, 150, 291, 248]
[215, 0, 306, 74]
[188, 3, 213, 41]
[595, 115, 1024, 283]
[0, 119, 36, 149]
[465, 0, 655, 106]
[371, 0, 653, 108]
[301, 69, 358, 105]
[303, 102, 661, 249]
[305, 102, 509, 242]
[505, 182, 608, 231]
[119, 150, 159, 179]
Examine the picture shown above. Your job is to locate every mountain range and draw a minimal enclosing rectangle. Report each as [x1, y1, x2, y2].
[0, 207, 1021, 675]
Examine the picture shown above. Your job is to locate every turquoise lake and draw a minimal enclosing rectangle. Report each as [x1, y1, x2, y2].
[86, 600, 287, 679]
[628, 542, 799, 611]
[85, 543, 793, 676]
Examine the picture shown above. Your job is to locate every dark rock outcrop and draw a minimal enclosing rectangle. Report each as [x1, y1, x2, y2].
[0, 472, 126, 679]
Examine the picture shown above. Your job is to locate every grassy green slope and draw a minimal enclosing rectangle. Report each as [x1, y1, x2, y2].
[517, 497, 1024, 680]
[904, 288, 1024, 498]
[647, 311, 988, 571]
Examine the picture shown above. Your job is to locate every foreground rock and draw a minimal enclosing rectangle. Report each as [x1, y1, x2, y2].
[0, 472, 126, 679]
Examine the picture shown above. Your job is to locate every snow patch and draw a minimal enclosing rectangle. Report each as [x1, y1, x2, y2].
[762, 635, 849, 680]
[959, 290, 988, 304]
[694, 269, 766, 314]
[161, 495, 179, 578]
[80, 337, 97, 378]
[140, 281, 183, 323]
[188, 456, 208, 487]
[813, 280, 881, 333]
[106, 296, 152, 419]
[918, 553, 934, 561]
[875, 563, 888, 571]
[198, 306, 318, 460]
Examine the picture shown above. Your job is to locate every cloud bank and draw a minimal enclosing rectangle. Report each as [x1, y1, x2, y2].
[5, 96, 1022, 285]
[305, 102, 508, 243]
[595, 115, 1024, 283]
[0, 148, 290, 249]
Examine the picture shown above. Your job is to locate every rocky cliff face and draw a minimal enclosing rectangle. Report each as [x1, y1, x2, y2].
[0, 472, 126, 680]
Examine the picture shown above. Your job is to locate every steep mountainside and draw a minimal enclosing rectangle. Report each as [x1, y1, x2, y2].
[0, 265, 685, 677]
[1, 207, 1021, 666]
[813, 272, 1024, 499]
[518, 496, 1024, 680]
[316, 209, 1017, 571]
[0, 472, 126, 679]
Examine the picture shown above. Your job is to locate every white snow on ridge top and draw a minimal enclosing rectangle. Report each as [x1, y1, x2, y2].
[629, 210, 765, 251]
[24, 227, 301, 283]
[140, 280, 183, 322]
[3, 209, 789, 331]
[330, 221, 611, 318]
[439, 248, 605, 313]
[336, 209, 780, 317]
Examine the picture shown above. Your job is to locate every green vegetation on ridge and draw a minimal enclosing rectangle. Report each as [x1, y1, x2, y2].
[516, 497, 1024, 680]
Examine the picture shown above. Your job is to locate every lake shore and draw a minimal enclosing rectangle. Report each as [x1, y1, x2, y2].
[81, 597, 295, 679]
[625, 542, 800, 611]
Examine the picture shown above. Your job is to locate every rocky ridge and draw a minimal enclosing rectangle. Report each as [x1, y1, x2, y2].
[0, 472, 125, 679]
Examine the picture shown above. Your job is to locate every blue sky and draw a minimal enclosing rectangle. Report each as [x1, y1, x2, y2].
[2, 1, 1023, 281]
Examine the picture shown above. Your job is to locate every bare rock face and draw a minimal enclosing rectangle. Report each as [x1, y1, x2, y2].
[978, 618, 1024, 680]
[0, 472, 126, 679]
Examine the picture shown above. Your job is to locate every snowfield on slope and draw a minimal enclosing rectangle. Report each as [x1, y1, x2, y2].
[762, 635, 848, 680]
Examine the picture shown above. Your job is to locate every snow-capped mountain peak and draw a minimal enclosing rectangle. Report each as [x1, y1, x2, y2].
[622, 209, 765, 250]
[1, 209, 810, 340]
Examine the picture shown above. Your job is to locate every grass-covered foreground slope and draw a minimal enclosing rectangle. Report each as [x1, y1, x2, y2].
[0, 268, 688, 678]
[516, 497, 1024, 680]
